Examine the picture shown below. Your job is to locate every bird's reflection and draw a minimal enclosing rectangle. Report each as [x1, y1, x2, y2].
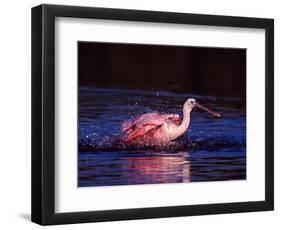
[122, 151, 191, 184]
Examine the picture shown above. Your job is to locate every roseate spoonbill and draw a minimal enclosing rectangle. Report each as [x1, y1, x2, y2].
[122, 98, 221, 145]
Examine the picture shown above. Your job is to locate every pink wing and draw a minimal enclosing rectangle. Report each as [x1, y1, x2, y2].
[122, 113, 180, 143]
[163, 114, 181, 126]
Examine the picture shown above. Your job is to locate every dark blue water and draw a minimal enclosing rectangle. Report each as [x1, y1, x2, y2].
[78, 86, 246, 187]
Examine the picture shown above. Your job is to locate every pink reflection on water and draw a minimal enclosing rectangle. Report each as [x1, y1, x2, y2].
[123, 152, 190, 184]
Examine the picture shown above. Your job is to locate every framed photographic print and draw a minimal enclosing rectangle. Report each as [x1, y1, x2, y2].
[31, 4, 274, 225]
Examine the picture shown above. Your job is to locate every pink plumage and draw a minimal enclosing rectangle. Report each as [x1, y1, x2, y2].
[121, 98, 221, 145]
[122, 112, 181, 144]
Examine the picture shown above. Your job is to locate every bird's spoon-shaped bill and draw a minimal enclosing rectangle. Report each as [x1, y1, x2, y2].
[196, 103, 221, 117]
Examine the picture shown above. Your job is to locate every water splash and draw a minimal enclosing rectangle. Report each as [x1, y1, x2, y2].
[79, 134, 245, 153]
[78, 87, 246, 186]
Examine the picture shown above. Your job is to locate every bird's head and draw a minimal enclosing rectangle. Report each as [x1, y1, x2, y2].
[184, 98, 197, 109]
[183, 98, 221, 117]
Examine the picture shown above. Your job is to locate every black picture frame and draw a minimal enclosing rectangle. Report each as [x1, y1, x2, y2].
[31, 4, 274, 225]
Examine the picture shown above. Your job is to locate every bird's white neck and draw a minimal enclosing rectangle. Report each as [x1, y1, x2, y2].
[168, 108, 191, 141]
